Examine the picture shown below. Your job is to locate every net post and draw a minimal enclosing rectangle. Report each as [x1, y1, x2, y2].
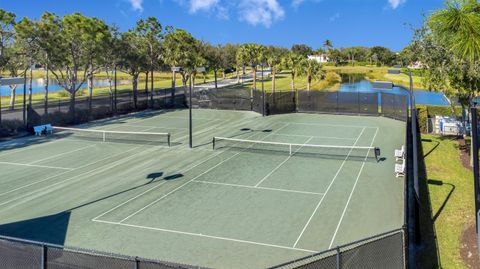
[374, 147, 381, 162]
[168, 133, 171, 147]
[289, 144, 292, 156]
[102, 131, 106, 142]
[212, 137, 216, 150]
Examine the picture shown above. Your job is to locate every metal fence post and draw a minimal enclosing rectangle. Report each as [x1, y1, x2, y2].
[134, 256, 139, 269]
[336, 246, 341, 269]
[471, 107, 480, 236]
[41, 244, 47, 269]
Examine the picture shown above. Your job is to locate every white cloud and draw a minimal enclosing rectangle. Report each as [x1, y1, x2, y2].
[291, 0, 304, 8]
[178, 0, 284, 27]
[388, 0, 406, 9]
[128, 0, 144, 12]
[329, 12, 340, 22]
[238, 0, 285, 27]
[189, 0, 220, 13]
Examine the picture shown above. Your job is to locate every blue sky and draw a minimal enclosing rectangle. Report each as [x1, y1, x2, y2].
[0, 0, 445, 51]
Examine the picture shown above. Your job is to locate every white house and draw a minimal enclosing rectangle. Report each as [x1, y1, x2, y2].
[408, 61, 424, 69]
[307, 54, 330, 63]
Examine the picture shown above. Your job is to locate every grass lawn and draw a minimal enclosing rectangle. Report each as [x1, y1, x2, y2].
[419, 134, 475, 269]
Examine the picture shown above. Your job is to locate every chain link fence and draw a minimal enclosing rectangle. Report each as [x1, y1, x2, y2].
[0, 87, 187, 136]
[0, 235, 202, 269]
[269, 229, 406, 269]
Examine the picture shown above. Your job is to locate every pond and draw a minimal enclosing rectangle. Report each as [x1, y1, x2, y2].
[337, 74, 451, 106]
[0, 78, 130, 97]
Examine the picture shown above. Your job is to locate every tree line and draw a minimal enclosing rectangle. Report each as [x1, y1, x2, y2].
[402, 0, 480, 108]
[0, 9, 403, 118]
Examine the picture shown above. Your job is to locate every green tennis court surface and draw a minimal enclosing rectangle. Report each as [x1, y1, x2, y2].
[0, 109, 405, 268]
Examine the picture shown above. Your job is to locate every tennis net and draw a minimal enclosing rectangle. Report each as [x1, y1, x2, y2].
[212, 137, 380, 161]
[52, 126, 171, 146]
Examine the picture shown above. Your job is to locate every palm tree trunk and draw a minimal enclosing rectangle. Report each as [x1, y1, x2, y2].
[69, 87, 76, 120]
[214, 70, 218, 89]
[44, 62, 49, 115]
[87, 71, 93, 112]
[145, 71, 149, 103]
[291, 72, 295, 94]
[28, 66, 33, 110]
[171, 69, 176, 99]
[132, 74, 138, 109]
[9, 85, 17, 110]
[253, 67, 257, 90]
[236, 68, 240, 84]
[307, 76, 311, 92]
[272, 67, 276, 95]
[150, 69, 154, 107]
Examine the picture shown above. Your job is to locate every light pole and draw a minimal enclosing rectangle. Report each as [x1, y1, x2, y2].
[189, 67, 205, 148]
[388, 69, 418, 198]
[261, 63, 265, 117]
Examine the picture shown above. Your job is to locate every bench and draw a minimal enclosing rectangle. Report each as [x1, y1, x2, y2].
[33, 125, 45, 136]
[395, 159, 405, 178]
[395, 145, 405, 162]
[44, 124, 53, 134]
[33, 124, 53, 136]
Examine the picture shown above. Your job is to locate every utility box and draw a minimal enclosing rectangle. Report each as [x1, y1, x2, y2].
[433, 116, 463, 135]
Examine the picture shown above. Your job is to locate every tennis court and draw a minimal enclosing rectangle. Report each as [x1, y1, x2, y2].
[0, 109, 405, 268]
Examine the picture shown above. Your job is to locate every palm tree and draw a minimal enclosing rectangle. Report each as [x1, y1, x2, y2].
[235, 45, 248, 84]
[265, 46, 284, 95]
[281, 52, 303, 94]
[300, 59, 325, 92]
[428, 0, 480, 63]
[323, 39, 333, 52]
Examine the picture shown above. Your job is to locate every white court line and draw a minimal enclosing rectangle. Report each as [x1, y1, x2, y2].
[0, 161, 73, 171]
[193, 180, 324, 196]
[29, 144, 97, 165]
[0, 127, 160, 198]
[254, 136, 314, 188]
[118, 123, 285, 223]
[0, 144, 161, 208]
[93, 219, 318, 254]
[292, 127, 366, 248]
[280, 121, 378, 129]
[274, 133, 356, 141]
[91, 130, 257, 221]
[328, 127, 379, 249]
[0, 121, 156, 160]
[0, 139, 87, 158]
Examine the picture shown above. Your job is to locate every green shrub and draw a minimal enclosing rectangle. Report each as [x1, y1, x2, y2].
[427, 105, 462, 117]
[0, 119, 25, 137]
[417, 105, 428, 133]
[325, 71, 341, 85]
[91, 106, 112, 120]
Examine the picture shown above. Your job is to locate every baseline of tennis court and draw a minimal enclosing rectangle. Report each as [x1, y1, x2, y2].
[0, 109, 405, 268]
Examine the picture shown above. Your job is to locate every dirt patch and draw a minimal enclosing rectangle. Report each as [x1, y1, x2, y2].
[460, 223, 480, 269]
[458, 138, 473, 171]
